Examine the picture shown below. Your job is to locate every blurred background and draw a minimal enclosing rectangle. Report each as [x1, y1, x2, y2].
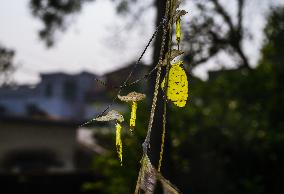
[0, 0, 284, 193]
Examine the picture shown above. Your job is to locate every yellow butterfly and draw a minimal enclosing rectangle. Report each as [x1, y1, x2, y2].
[161, 61, 188, 107]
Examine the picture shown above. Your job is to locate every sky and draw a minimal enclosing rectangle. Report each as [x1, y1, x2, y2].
[0, 0, 283, 85]
[0, 0, 155, 84]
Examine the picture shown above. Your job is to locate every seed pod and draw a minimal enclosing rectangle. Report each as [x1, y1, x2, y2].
[162, 49, 184, 66]
[118, 92, 146, 102]
[94, 110, 124, 123]
[161, 61, 188, 107]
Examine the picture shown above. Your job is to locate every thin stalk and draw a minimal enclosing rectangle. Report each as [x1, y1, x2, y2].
[142, 0, 171, 155]
[158, 0, 175, 172]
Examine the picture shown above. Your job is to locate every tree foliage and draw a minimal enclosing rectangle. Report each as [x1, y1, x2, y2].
[0, 44, 15, 86]
[89, 7, 284, 194]
[165, 6, 284, 194]
[29, 0, 140, 47]
[184, 0, 251, 69]
[29, 0, 92, 47]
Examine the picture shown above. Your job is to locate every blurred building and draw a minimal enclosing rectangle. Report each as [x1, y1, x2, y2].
[0, 63, 148, 175]
[0, 72, 107, 121]
[0, 71, 109, 176]
[0, 63, 149, 121]
[0, 117, 80, 173]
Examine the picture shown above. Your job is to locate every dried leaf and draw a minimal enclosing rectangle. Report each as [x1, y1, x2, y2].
[130, 101, 137, 132]
[95, 110, 124, 123]
[160, 176, 180, 194]
[161, 61, 188, 107]
[136, 155, 181, 194]
[140, 155, 157, 194]
[173, 10, 187, 23]
[118, 91, 146, 102]
[115, 123, 123, 165]
[162, 49, 184, 66]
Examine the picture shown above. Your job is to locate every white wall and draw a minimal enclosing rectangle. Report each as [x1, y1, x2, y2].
[0, 122, 77, 173]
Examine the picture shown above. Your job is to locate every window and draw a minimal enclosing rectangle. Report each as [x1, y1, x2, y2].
[45, 82, 53, 97]
[63, 80, 77, 101]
